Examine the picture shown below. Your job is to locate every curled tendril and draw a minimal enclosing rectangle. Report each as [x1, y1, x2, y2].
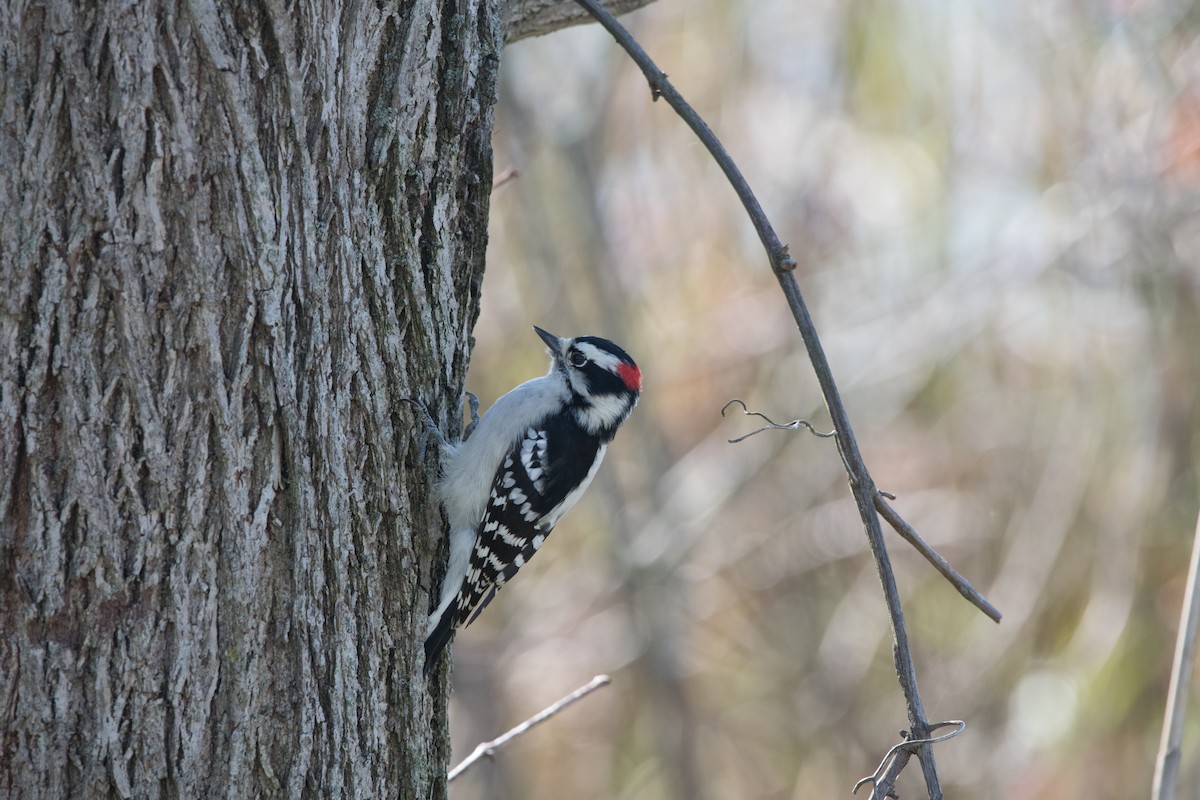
[852, 720, 967, 795]
[720, 398, 836, 444]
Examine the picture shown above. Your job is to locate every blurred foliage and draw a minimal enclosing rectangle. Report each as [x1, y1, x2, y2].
[447, 0, 1200, 798]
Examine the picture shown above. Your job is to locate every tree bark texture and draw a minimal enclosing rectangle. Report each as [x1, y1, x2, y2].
[0, 1, 499, 797]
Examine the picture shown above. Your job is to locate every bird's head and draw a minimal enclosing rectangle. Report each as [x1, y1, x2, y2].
[535, 326, 641, 439]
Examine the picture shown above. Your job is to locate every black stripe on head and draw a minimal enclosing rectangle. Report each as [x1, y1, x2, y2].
[574, 336, 636, 367]
[567, 337, 641, 398]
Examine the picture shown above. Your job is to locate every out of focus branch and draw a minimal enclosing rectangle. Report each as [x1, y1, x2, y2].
[447, 675, 612, 783]
[1152, 510, 1200, 799]
[571, 1, 1009, 796]
[493, 167, 520, 190]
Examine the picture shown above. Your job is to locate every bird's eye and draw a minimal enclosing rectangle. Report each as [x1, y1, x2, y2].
[568, 349, 588, 368]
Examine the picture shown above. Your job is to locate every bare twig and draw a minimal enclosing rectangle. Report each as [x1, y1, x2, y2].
[447, 675, 612, 782]
[853, 721, 966, 796]
[875, 495, 1002, 623]
[1152, 510, 1200, 800]
[720, 398, 836, 443]
[571, 1, 982, 795]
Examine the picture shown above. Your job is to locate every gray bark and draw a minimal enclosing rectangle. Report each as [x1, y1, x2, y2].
[0, 1, 499, 797]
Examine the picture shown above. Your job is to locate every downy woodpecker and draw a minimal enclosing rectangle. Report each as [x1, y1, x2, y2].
[423, 326, 641, 674]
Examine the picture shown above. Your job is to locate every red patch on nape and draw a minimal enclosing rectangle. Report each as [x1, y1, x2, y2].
[617, 362, 642, 392]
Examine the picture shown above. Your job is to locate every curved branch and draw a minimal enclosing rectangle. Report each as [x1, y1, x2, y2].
[568, 2, 1001, 796]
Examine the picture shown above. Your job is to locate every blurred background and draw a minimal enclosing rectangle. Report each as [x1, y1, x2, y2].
[448, 0, 1200, 797]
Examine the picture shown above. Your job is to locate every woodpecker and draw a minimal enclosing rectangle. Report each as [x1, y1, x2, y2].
[422, 326, 642, 675]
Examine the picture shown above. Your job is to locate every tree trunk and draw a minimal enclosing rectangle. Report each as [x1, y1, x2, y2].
[0, 1, 498, 797]
[0, 0, 661, 796]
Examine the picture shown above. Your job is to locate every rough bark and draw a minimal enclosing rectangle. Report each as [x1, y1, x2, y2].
[0, 1, 499, 797]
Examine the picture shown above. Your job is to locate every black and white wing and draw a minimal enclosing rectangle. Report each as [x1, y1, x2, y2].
[458, 418, 605, 628]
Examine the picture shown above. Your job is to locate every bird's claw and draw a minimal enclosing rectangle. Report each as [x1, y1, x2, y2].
[463, 392, 481, 441]
[402, 392, 481, 459]
[400, 397, 448, 463]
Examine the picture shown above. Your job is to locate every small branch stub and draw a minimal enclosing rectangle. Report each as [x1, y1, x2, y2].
[779, 244, 797, 272]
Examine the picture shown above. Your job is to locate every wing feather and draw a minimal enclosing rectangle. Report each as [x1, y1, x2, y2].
[450, 419, 602, 630]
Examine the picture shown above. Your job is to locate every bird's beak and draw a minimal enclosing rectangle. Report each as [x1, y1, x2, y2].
[533, 326, 563, 355]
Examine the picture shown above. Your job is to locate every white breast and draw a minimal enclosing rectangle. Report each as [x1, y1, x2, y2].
[437, 373, 569, 535]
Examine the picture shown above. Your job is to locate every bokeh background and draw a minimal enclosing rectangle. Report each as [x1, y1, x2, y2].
[448, 0, 1200, 797]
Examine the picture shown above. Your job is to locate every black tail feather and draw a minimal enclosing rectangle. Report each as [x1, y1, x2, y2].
[424, 610, 456, 677]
